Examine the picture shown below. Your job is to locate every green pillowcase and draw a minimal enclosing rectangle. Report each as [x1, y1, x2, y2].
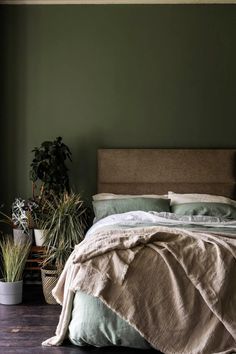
[171, 202, 236, 219]
[93, 197, 170, 221]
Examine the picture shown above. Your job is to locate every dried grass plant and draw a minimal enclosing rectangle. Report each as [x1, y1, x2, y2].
[0, 237, 31, 282]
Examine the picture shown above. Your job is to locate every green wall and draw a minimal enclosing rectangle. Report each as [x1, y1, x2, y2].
[1, 5, 236, 208]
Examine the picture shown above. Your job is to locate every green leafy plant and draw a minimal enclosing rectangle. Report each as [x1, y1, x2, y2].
[42, 192, 88, 271]
[0, 237, 31, 282]
[30, 136, 72, 199]
[31, 196, 50, 229]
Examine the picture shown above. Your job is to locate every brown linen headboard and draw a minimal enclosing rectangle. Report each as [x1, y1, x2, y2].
[97, 149, 236, 198]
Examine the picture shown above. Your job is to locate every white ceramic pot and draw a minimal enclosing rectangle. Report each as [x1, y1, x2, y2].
[34, 229, 45, 246]
[13, 229, 33, 245]
[0, 279, 23, 305]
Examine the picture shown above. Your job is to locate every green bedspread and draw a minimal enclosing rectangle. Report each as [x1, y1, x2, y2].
[69, 290, 151, 348]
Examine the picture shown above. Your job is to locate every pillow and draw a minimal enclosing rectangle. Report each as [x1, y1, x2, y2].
[92, 197, 170, 222]
[171, 202, 236, 219]
[168, 192, 236, 206]
[168, 192, 236, 219]
[93, 193, 168, 201]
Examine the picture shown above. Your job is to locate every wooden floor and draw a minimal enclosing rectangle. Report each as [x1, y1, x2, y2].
[0, 285, 159, 354]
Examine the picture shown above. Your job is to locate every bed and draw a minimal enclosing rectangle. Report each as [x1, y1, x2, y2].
[42, 149, 236, 354]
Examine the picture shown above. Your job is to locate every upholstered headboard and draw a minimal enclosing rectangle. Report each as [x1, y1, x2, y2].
[97, 149, 236, 198]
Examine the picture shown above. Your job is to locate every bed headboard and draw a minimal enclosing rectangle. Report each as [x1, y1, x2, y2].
[97, 149, 236, 198]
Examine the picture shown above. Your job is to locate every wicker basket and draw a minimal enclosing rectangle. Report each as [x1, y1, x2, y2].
[41, 268, 60, 304]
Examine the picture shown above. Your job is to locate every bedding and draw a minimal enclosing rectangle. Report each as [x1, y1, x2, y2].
[168, 192, 236, 206]
[168, 192, 236, 218]
[43, 211, 236, 354]
[171, 202, 236, 218]
[69, 290, 151, 348]
[92, 197, 170, 222]
[93, 193, 168, 200]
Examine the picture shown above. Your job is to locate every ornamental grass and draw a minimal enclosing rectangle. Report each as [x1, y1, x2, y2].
[0, 237, 31, 282]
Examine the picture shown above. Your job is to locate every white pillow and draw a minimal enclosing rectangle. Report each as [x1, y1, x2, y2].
[93, 193, 168, 201]
[168, 191, 236, 207]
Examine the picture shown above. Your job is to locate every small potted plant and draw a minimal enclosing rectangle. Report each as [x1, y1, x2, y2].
[41, 191, 87, 304]
[12, 198, 38, 245]
[0, 236, 31, 305]
[0, 198, 37, 245]
[32, 198, 48, 246]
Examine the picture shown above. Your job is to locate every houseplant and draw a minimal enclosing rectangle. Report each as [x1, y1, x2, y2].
[12, 198, 37, 244]
[0, 236, 31, 305]
[41, 191, 87, 304]
[29, 136, 72, 246]
[0, 198, 37, 245]
[32, 197, 49, 246]
[30, 136, 72, 200]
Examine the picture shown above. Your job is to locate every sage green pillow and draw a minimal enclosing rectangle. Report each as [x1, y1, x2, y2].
[93, 197, 170, 222]
[171, 202, 236, 219]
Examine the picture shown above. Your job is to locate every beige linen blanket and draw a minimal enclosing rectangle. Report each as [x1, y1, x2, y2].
[42, 225, 236, 354]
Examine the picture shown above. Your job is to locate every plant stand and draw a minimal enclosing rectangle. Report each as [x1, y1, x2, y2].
[24, 246, 45, 284]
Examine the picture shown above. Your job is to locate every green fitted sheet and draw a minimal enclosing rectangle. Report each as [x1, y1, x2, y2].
[68, 290, 151, 349]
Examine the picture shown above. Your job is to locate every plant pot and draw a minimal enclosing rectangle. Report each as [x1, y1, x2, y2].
[13, 229, 33, 245]
[41, 268, 60, 304]
[0, 279, 23, 305]
[34, 229, 45, 246]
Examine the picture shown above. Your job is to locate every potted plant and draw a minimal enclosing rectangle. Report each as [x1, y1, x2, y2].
[30, 136, 72, 200]
[41, 191, 87, 304]
[0, 198, 37, 245]
[12, 198, 37, 245]
[32, 197, 49, 246]
[29, 136, 72, 246]
[0, 236, 31, 305]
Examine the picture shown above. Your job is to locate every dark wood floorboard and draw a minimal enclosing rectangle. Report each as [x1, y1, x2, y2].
[0, 285, 159, 354]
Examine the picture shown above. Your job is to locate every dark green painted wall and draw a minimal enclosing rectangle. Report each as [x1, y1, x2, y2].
[1, 5, 236, 208]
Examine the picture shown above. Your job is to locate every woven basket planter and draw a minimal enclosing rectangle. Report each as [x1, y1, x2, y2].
[41, 268, 60, 304]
